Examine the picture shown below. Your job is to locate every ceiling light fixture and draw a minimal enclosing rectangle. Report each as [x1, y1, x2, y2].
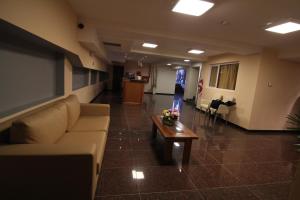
[172, 0, 214, 16]
[174, 142, 180, 147]
[132, 170, 145, 179]
[184, 59, 191, 62]
[188, 49, 204, 54]
[175, 66, 183, 69]
[167, 63, 172, 66]
[265, 22, 300, 34]
[142, 43, 158, 48]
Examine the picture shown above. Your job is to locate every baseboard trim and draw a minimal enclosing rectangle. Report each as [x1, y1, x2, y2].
[196, 109, 297, 134]
[154, 93, 175, 96]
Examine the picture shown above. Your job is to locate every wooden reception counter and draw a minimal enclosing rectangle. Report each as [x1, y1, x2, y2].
[123, 80, 145, 104]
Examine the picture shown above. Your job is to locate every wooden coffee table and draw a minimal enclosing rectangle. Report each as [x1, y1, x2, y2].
[151, 115, 199, 164]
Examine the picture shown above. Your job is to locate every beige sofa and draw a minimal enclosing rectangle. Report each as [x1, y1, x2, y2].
[0, 95, 110, 200]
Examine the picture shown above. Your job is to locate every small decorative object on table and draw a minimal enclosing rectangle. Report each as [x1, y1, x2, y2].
[161, 109, 180, 126]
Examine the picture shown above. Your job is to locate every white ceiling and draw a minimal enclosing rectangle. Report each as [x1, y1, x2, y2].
[68, 0, 300, 63]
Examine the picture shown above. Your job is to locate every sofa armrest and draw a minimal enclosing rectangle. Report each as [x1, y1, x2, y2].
[80, 103, 110, 116]
[0, 144, 97, 200]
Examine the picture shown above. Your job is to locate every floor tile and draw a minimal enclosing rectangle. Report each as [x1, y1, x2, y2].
[184, 164, 240, 189]
[106, 138, 132, 150]
[102, 150, 135, 169]
[248, 182, 292, 200]
[97, 168, 138, 196]
[209, 150, 255, 164]
[93, 92, 299, 199]
[137, 166, 196, 193]
[133, 150, 164, 167]
[200, 187, 259, 200]
[95, 194, 140, 200]
[108, 130, 131, 139]
[189, 150, 219, 165]
[131, 138, 156, 150]
[140, 190, 204, 200]
[225, 162, 295, 185]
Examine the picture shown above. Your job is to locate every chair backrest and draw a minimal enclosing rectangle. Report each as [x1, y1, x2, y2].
[210, 99, 222, 109]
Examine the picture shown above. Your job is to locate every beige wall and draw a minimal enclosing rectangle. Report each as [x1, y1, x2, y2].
[201, 50, 300, 130]
[200, 53, 261, 129]
[0, 0, 106, 71]
[249, 50, 300, 130]
[0, 0, 107, 123]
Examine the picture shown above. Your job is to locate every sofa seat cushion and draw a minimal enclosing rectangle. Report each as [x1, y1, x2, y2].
[70, 116, 110, 132]
[10, 103, 68, 144]
[56, 131, 107, 171]
[64, 95, 81, 131]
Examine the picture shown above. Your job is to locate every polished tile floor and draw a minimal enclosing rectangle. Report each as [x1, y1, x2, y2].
[93, 92, 299, 200]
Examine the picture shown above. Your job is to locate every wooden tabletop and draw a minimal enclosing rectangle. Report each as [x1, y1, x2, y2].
[151, 115, 199, 140]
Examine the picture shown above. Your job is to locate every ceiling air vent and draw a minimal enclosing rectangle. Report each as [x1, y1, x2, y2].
[103, 42, 121, 47]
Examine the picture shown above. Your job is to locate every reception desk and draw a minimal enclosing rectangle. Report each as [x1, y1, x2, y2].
[123, 80, 145, 104]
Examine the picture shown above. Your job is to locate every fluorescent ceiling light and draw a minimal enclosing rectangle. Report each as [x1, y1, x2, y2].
[142, 43, 158, 48]
[174, 142, 180, 147]
[184, 59, 191, 62]
[132, 170, 145, 179]
[174, 66, 183, 69]
[172, 0, 214, 16]
[167, 63, 172, 66]
[265, 22, 300, 34]
[188, 49, 204, 54]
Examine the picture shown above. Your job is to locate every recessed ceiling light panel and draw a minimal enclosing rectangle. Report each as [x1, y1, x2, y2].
[142, 43, 158, 48]
[265, 22, 300, 34]
[167, 63, 172, 66]
[188, 49, 204, 54]
[172, 0, 214, 16]
[184, 59, 191, 62]
[132, 170, 144, 179]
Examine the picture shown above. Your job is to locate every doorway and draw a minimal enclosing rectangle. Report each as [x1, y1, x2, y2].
[112, 65, 124, 92]
[174, 68, 186, 95]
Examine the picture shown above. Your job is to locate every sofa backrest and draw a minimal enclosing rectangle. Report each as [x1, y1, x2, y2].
[10, 102, 68, 144]
[64, 95, 80, 131]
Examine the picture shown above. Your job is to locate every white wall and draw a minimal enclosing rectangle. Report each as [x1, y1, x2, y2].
[155, 66, 177, 94]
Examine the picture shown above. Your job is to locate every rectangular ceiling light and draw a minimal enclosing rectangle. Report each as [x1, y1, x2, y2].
[172, 0, 214, 16]
[142, 43, 158, 48]
[188, 49, 204, 54]
[265, 22, 300, 34]
[132, 170, 145, 179]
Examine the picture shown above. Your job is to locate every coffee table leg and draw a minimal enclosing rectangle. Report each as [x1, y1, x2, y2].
[182, 140, 192, 164]
[164, 140, 173, 163]
[152, 123, 157, 139]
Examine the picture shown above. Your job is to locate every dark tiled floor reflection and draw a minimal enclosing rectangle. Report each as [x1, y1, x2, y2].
[94, 92, 300, 200]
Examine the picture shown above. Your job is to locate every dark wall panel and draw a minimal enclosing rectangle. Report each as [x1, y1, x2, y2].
[72, 67, 89, 90]
[91, 70, 97, 85]
[0, 44, 64, 118]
